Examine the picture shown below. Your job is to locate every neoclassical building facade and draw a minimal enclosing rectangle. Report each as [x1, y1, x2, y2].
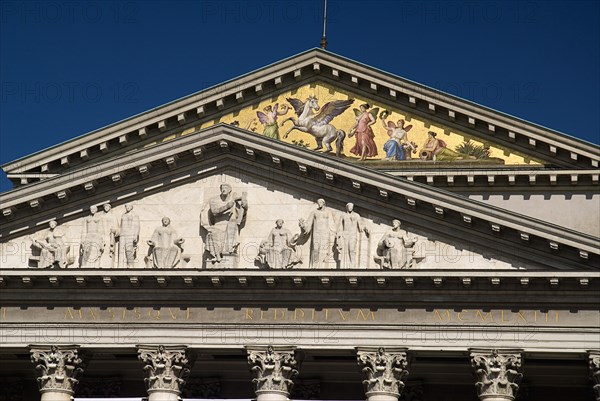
[0, 49, 599, 401]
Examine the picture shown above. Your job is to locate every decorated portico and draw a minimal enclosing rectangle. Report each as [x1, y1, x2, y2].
[0, 49, 598, 400]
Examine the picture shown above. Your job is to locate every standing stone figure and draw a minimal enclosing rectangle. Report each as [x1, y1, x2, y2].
[256, 219, 300, 269]
[147, 217, 184, 269]
[118, 203, 140, 268]
[375, 219, 416, 269]
[201, 184, 248, 262]
[336, 203, 369, 268]
[102, 203, 119, 268]
[299, 199, 336, 268]
[80, 205, 105, 268]
[33, 220, 69, 268]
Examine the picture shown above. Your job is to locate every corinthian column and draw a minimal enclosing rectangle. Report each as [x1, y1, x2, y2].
[29, 345, 85, 401]
[469, 349, 523, 401]
[137, 345, 191, 401]
[356, 347, 410, 401]
[589, 350, 600, 401]
[246, 345, 301, 401]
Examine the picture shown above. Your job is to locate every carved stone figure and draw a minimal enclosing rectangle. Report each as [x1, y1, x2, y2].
[137, 345, 191, 400]
[375, 219, 417, 269]
[102, 203, 119, 268]
[32, 220, 69, 268]
[299, 198, 336, 268]
[469, 349, 523, 401]
[336, 203, 369, 268]
[256, 219, 301, 269]
[246, 345, 301, 401]
[201, 183, 248, 262]
[118, 203, 140, 268]
[80, 205, 105, 268]
[30, 345, 85, 401]
[147, 217, 184, 269]
[356, 347, 410, 400]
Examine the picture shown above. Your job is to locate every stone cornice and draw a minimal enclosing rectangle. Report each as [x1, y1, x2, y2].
[1, 270, 598, 309]
[384, 168, 599, 190]
[0, 126, 598, 271]
[3, 49, 598, 180]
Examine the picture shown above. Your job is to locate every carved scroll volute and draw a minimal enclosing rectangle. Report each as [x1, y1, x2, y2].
[589, 350, 600, 401]
[246, 345, 301, 400]
[29, 345, 84, 397]
[469, 349, 523, 401]
[356, 347, 410, 400]
[137, 345, 191, 398]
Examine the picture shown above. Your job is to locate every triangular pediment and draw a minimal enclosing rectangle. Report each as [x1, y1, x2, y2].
[3, 49, 598, 188]
[1, 126, 597, 273]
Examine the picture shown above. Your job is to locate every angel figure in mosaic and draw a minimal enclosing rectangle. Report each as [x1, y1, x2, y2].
[420, 131, 470, 161]
[380, 112, 416, 161]
[349, 104, 379, 160]
[281, 96, 354, 156]
[256, 103, 290, 140]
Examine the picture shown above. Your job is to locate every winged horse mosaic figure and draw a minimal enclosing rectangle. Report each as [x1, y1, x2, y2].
[281, 96, 354, 156]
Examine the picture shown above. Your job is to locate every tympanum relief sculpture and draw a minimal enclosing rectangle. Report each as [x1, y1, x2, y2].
[255, 219, 301, 269]
[30, 220, 73, 268]
[375, 219, 418, 269]
[80, 205, 105, 268]
[200, 183, 248, 267]
[24, 188, 427, 270]
[118, 203, 140, 268]
[146, 217, 185, 269]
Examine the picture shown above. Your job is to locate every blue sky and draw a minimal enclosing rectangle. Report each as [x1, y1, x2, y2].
[1, 0, 599, 191]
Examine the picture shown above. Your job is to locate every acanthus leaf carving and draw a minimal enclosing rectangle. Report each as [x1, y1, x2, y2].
[356, 346, 410, 398]
[246, 345, 301, 397]
[29, 345, 84, 395]
[470, 349, 523, 401]
[137, 345, 191, 396]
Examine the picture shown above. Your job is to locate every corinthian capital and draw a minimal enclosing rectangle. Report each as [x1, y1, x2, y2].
[29, 345, 84, 396]
[137, 345, 191, 397]
[589, 350, 600, 401]
[246, 345, 301, 399]
[356, 347, 410, 400]
[469, 349, 523, 401]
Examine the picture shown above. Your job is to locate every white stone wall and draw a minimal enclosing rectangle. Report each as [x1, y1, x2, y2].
[469, 193, 600, 237]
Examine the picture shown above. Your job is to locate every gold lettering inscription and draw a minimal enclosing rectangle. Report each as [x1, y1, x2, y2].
[293, 309, 305, 320]
[338, 309, 349, 321]
[476, 310, 494, 322]
[457, 310, 469, 322]
[433, 309, 451, 321]
[148, 309, 160, 320]
[357, 309, 375, 321]
[245, 309, 253, 320]
[64, 307, 77, 320]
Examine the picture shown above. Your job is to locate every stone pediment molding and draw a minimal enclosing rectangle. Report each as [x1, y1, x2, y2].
[0, 126, 598, 272]
[3, 49, 598, 186]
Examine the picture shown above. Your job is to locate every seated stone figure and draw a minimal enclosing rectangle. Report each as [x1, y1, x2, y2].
[375, 219, 416, 269]
[147, 217, 184, 269]
[256, 219, 301, 269]
[32, 220, 70, 268]
[200, 183, 248, 263]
